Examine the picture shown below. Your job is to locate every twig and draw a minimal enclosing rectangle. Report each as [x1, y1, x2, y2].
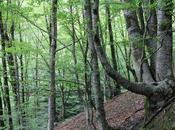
[125, 107, 144, 121]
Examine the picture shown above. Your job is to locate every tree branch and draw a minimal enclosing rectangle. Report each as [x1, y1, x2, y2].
[94, 34, 154, 97]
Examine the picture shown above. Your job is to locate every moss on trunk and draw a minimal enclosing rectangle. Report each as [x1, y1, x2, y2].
[141, 103, 175, 130]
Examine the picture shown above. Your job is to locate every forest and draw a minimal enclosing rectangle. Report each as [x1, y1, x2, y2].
[0, 0, 175, 130]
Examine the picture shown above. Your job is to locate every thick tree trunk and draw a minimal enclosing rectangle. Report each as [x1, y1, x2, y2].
[156, 0, 173, 81]
[121, 0, 154, 83]
[93, 1, 175, 129]
[92, 0, 175, 100]
[144, 0, 157, 79]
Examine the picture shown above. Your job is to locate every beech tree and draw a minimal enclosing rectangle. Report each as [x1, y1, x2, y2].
[93, 0, 175, 129]
[0, 0, 175, 129]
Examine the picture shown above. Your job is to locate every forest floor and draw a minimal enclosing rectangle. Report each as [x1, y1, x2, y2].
[55, 92, 145, 130]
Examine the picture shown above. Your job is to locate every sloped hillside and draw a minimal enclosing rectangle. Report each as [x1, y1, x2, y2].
[55, 92, 145, 130]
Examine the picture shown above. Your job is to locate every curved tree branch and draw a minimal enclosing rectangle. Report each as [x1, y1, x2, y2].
[93, 34, 154, 97]
[94, 33, 175, 100]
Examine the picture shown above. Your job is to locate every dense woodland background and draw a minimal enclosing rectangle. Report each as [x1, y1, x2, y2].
[0, 0, 175, 130]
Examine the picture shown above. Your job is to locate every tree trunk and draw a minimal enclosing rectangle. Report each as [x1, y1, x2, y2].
[144, 0, 157, 80]
[59, 70, 66, 120]
[34, 43, 39, 118]
[105, 0, 121, 95]
[0, 5, 5, 129]
[91, 0, 112, 129]
[83, 37, 95, 129]
[92, 0, 175, 129]
[70, 4, 83, 103]
[48, 0, 57, 129]
[156, 0, 173, 81]
[121, 0, 154, 83]
[0, 80, 4, 129]
[0, 6, 13, 130]
[60, 83, 65, 120]
[9, 18, 22, 127]
[84, 0, 110, 129]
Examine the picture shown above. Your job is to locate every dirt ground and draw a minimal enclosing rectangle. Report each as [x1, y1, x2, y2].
[55, 92, 145, 130]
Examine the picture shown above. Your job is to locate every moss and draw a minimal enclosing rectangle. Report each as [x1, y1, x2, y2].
[141, 103, 175, 130]
[144, 98, 149, 119]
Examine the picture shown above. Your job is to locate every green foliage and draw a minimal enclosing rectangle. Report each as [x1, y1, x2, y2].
[102, 0, 157, 12]
[5, 41, 36, 55]
[0, 0, 157, 129]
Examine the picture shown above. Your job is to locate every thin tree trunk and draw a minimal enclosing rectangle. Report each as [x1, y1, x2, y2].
[9, 17, 22, 127]
[19, 24, 25, 105]
[60, 83, 65, 120]
[18, 23, 26, 130]
[0, 80, 5, 129]
[70, 5, 82, 102]
[105, 0, 121, 95]
[34, 43, 39, 118]
[103, 15, 113, 99]
[0, 3, 5, 129]
[1, 27, 13, 130]
[59, 70, 65, 120]
[89, 0, 111, 129]
[48, 0, 57, 129]
[84, 42, 96, 130]
[0, 5, 13, 130]
[24, 54, 29, 103]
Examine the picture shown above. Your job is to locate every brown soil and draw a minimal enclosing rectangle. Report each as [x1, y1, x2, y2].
[55, 92, 145, 130]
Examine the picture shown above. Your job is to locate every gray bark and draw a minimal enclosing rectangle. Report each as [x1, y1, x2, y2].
[48, 0, 57, 129]
[93, 1, 175, 118]
[84, 0, 110, 129]
[106, 0, 121, 95]
[144, 0, 157, 79]
[0, 75, 4, 129]
[121, 0, 154, 83]
[8, 19, 21, 118]
[19, 25, 26, 129]
[0, 5, 13, 130]
[156, 0, 173, 81]
[83, 39, 95, 130]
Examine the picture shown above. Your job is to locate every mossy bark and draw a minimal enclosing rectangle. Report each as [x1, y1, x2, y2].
[141, 103, 175, 130]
